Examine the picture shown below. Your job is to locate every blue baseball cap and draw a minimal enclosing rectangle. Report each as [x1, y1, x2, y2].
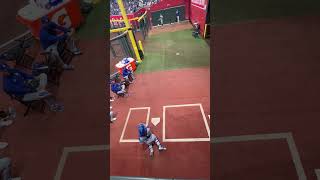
[138, 123, 147, 137]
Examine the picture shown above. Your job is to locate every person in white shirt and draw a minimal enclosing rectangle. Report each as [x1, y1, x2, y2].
[158, 14, 163, 26]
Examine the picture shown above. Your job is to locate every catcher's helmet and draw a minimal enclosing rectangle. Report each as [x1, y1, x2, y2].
[138, 123, 147, 137]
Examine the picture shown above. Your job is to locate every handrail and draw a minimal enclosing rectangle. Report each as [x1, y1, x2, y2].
[110, 27, 130, 33]
[110, 30, 128, 41]
[0, 31, 33, 54]
[137, 10, 148, 22]
[110, 17, 139, 22]
[0, 30, 31, 50]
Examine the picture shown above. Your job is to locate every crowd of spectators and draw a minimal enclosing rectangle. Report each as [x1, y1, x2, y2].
[110, 0, 160, 16]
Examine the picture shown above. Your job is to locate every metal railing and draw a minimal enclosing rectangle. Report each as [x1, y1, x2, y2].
[0, 31, 34, 55]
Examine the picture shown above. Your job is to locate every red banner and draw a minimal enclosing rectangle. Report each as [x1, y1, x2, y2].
[150, 0, 185, 12]
[191, 0, 206, 10]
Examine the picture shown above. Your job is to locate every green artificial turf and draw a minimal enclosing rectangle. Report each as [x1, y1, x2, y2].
[136, 29, 210, 74]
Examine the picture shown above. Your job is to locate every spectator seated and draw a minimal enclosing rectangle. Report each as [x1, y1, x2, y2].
[111, 80, 128, 97]
[122, 66, 135, 84]
[0, 62, 64, 116]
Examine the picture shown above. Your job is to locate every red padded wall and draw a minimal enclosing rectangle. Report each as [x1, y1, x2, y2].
[189, 0, 209, 36]
[150, 0, 185, 12]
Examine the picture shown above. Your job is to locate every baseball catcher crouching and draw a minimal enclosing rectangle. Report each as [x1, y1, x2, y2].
[138, 123, 166, 157]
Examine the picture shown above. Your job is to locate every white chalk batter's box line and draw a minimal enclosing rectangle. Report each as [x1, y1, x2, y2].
[212, 132, 309, 180]
[163, 103, 210, 142]
[119, 107, 151, 143]
[119, 104, 210, 143]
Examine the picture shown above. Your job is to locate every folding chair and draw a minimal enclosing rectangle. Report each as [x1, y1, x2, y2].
[39, 51, 63, 86]
[57, 39, 81, 65]
[6, 93, 46, 117]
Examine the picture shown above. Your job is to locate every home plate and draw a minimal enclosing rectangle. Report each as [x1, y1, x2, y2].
[176, 52, 180, 55]
[151, 117, 161, 126]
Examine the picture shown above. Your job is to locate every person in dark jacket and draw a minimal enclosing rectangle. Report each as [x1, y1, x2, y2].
[2, 67, 48, 102]
[39, 16, 80, 70]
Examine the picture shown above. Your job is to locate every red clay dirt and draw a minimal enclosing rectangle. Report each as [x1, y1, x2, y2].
[212, 15, 320, 180]
[0, 39, 108, 179]
[165, 106, 209, 139]
[61, 151, 108, 180]
[110, 67, 210, 179]
[149, 21, 193, 36]
[214, 140, 298, 180]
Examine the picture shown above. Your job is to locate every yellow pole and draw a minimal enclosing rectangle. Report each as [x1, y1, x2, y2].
[110, 27, 129, 33]
[137, 11, 148, 22]
[138, 40, 144, 54]
[110, 17, 139, 22]
[117, 0, 142, 63]
[204, 24, 207, 39]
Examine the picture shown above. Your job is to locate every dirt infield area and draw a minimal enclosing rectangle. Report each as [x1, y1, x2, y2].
[110, 18, 210, 178]
[149, 21, 193, 36]
[110, 68, 210, 179]
[212, 15, 320, 180]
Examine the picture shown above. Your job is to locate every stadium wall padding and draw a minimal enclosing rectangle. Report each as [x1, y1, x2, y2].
[150, 0, 185, 13]
[189, 0, 209, 36]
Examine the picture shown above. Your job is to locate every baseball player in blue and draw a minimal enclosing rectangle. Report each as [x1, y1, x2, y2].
[122, 66, 135, 84]
[111, 81, 126, 96]
[176, 9, 180, 23]
[0, 63, 63, 112]
[39, 16, 80, 70]
[138, 123, 166, 157]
